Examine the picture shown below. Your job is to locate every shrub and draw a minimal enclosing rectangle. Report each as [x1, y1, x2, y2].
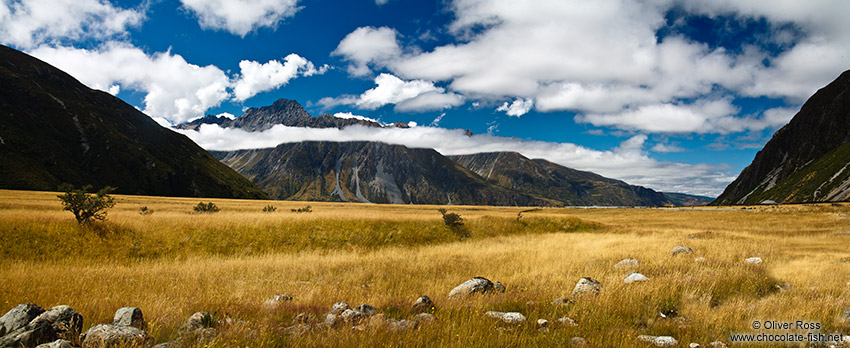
[194, 202, 220, 213]
[438, 208, 469, 239]
[291, 205, 312, 213]
[139, 206, 154, 215]
[262, 205, 277, 213]
[57, 184, 116, 225]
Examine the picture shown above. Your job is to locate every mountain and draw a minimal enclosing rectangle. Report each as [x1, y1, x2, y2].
[175, 98, 384, 131]
[661, 192, 714, 207]
[448, 152, 668, 206]
[0, 44, 268, 199]
[211, 142, 560, 206]
[713, 70, 850, 205]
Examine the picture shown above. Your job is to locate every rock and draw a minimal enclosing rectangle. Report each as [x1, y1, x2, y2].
[448, 277, 496, 298]
[293, 313, 317, 325]
[570, 337, 588, 346]
[689, 343, 700, 348]
[35, 339, 72, 348]
[339, 309, 366, 324]
[413, 313, 436, 324]
[745, 257, 763, 264]
[412, 296, 433, 313]
[537, 319, 549, 328]
[614, 258, 641, 269]
[324, 313, 340, 327]
[386, 319, 418, 332]
[264, 294, 293, 307]
[670, 246, 693, 256]
[552, 297, 572, 306]
[624, 273, 650, 284]
[493, 281, 506, 293]
[354, 304, 377, 317]
[537, 327, 550, 333]
[775, 282, 792, 291]
[80, 324, 152, 348]
[112, 307, 146, 330]
[572, 277, 602, 295]
[484, 311, 526, 324]
[638, 335, 679, 347]
[0, 303, 44, 337]
[182, 312, 214, 332]
[842, 307, 850, 321]
[151, 341, 182, 348]
[0, 305, 83, 348]
[557, 316, 578, 327]
[694, 257, 707, 263]
[709, 342, 727, 348]
[330, 302, 350, 315]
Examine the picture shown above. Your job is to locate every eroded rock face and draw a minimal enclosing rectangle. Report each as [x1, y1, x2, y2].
[0, 305, 83, 348]
[448, 277, 496, 298]
[112, 307, 146, 330]
[572, 277, 602, 295]
[79, 324, 152, 348]
[0, 303, 44, 337]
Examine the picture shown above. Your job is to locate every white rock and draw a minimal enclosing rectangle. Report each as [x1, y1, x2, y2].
[670, 246, 693, 255]
[572, 277, 602, 295]
[537, 319, 549, 327]
[484, 311, 526, 324]
[624, 273, 650, 284]
[689, 343, 700, 348]
[614, 258, 641, 269]
[709, 341, 727, 348]
[448, 277, 495, 298]
[694, 257, 707, 263]
[638, 335, 679, 347]
[557, 316, 578, 326]
[745, 257, 763, 264]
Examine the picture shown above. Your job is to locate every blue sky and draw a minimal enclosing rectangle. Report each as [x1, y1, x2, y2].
[2, 0, 848, 196]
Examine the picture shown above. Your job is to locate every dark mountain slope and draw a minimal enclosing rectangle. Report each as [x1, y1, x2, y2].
[0, 44, 267, 199]
[713, 70, 850, 205]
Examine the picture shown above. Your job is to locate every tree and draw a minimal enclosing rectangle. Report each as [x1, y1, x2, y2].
[57, 184, 116, 225]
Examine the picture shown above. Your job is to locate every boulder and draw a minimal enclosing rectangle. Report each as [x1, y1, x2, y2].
[354, 304, 377, 317]
[324, 313, 340, 327]
[694, 257, 707, 263]
[181, 312, 214, 332]
[448, 277, 496, 298]
[624, 273, 650, 284]
[572, 277, 602, 295]
[688, 343, 700, 348]
[570, 337, 588, 346]
[263, 294, 293, 308]
[614, 258, 641, 269]
[0, 305, 83, 348]
[0, 303, 44, 337]
[151, 341, 182, 348]
[80, 324, 152, 348]
[412, 296, 433, 313]
[386, 319, 418, 332]
[745, 257, 763, 264]
[557, 316, 578, 327]
[484, 311, 526, 324]
[493, 281, 506, 293]
[413, 313, 436, 324]
[34, 339, 72, 348]
[638, 335, 679, 347]
[339, 309, 366, 324]
[536, 319, 549, 328]
[112, 307, 146, 330]
[330, 302, 350, 315]
[670, 246, 693, 256]
[292, 313, 317, 325]
[709, 342, 727, 348]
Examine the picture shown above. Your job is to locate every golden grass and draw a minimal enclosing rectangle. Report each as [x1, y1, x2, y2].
[1, 189, 849, 347]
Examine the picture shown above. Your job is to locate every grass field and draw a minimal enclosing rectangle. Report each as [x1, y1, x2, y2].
[1, 189, 849, 347]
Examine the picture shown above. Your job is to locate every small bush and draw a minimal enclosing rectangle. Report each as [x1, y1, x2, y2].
[57, 184, 115, 225]
[139, 206, 154, 215]
[262, 205, 277, 213]
[438, 208, 469, 239]
[194, 202, 220, 213]
[291, 205, 312, 213]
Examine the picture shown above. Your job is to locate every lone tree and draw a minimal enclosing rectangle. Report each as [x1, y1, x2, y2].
[57, 184, 116, 225]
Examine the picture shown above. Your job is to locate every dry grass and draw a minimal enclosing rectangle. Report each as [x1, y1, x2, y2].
[1, 189, 849, 347]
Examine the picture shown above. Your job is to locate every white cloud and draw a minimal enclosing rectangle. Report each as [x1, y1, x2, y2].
[332, 26, 401, 76]
[177, 124, 730, 196]
[233, 53, 326, 101]
[496, 98, 534, 117]
[650, 143, 685, 153]
[320, 73, 464, 112]
[0, 0, 144, 49]
[179, 0, 301, 37]
[333, 112, 378, 123]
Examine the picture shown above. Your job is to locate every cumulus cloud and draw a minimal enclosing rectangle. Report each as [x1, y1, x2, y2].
[29, 43, 322, 123]
[496, 98, 534, 117]
[332, 26, 401, 76]
[179, 0, 301, 37]
[319, 73, 464, 112]
[0, 0, 144, 49]
[333, 112, 379, 123]
[177, 124, 730, 196]
[233, 53, 327, 101]
[650, 143, 686, 153]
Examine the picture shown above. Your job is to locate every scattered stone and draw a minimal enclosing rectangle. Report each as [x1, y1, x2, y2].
[330, 302, 350, 315]
[670, 246, 694, 256]
[557, 316, 578, 327]
[181, 312, 214, 332]
[624, 273, 650, 284]
[354, 304, 377, 317]
[572, 277, 602, 295]
[694, 257, 707, 263]
[537, 327, 550, 333]
[745, 257, 763, 264]
[614, 258, 641, 269]
[324, 313, 340, 327]
[35, 339, 73, 348]
[493, 281, 507, 293]
[413, 313, 436, 324]
[775, 282, 792, 292]
[263, 294, 293, 307]
[0, 305, 83, 348]
[151, 341, 182, 348]
[484, 311, 527, 324]
[842, 307, 850, 321]
[689, 343, 700, 348]
[537, 319, 549, 328]
[552, 297, 573, 306]
[448, 277, 496, 298]
[386, 319, 418, 332]
[709, 342, 727, 348]
[412, 295, 433, 313]
[638, 335, 679, 347]
[80, 324, 152, 348]
[339, 309, 366, 324]
[0, 303, 44, 337]
[293, 313, 317, 325]
[112, 307, 146, 330]
[570, 336, 588, 346]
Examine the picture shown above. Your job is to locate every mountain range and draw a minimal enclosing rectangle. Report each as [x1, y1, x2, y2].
[713, 69, 850, 205]
[0, 44, 267, 199]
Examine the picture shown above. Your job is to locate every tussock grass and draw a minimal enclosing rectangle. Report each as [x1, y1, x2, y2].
[0, 189, 849, 347]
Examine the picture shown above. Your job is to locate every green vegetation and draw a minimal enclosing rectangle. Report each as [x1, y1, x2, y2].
[290, 205, 312, 213]
[56, 184, 115, 225]
[262, 205, 277, 213]
[193, 202, 220, 213]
